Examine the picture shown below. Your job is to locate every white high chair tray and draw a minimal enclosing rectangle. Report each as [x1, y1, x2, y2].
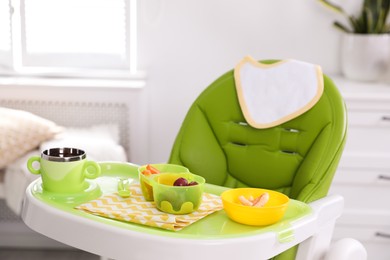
[21, 162, 344, 260]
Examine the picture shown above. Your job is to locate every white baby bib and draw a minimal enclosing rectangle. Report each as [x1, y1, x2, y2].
[234, 56, 324, 129]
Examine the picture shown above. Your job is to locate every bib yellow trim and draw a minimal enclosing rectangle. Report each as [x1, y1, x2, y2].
[234, 56, 324, 129]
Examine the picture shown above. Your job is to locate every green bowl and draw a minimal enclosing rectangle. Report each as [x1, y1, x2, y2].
[150, 172, 205, 215]
[138, 164, 189, 201]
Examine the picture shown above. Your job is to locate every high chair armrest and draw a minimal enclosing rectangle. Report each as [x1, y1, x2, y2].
[296, 194, 344, 260]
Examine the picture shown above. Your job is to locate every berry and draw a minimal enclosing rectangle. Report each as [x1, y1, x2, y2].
[173, 177, 188, 186]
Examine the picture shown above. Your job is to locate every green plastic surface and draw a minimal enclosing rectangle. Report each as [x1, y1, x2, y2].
[31, 162, 312, 242]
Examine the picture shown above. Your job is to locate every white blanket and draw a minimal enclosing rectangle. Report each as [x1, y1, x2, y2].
[4, 151, 40, 215]
[234, 56, 324, 129]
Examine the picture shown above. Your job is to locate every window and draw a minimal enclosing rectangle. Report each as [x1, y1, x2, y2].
[0, 1, 12, 69]
[0, 0, 138, 79]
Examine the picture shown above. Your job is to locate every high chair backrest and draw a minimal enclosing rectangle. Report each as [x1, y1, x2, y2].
[168, 60, 347, 259]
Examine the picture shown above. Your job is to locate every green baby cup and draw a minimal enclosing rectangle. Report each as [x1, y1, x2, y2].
[27, 148, 101, 193]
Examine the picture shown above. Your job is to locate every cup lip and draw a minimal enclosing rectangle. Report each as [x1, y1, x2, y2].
[42, 147, 86, 162]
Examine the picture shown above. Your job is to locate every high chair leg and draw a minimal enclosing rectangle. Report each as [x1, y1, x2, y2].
[324, 238, 367, 260]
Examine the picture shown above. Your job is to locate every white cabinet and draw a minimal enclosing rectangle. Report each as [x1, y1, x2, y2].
[329, 77, 390, 260]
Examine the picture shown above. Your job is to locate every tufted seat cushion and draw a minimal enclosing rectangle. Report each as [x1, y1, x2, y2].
[168, 61, 347, 260]
[169, 61, 347, 204]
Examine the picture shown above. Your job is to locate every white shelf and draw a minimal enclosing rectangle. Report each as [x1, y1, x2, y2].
[329, 76, 390, 260]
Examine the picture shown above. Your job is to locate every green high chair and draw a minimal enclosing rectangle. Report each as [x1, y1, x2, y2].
[169, 61, 351, 260]
[20, 60, 368, 260]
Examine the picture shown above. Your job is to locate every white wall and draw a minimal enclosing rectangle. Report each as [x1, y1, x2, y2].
[138, 0, 347, 163]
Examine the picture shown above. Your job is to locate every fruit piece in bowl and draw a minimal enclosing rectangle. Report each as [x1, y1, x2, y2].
[173, 177, 198, 186]
[151, 172, 205, 214]
[141, 164, 160, 176]
[221, 188, 289, 226]
[138, 164, 189, 201]
[238, 192, 270, 207]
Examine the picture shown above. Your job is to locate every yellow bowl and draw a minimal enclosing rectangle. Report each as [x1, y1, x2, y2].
[221, 188, 289, 226]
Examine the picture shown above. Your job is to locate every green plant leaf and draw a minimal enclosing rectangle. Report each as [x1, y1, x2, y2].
[318, 0, 346, 14]
[333, 21, 352, 33]
[382, 23, 390, 33]
[319, 0, 390, 34]
[349, 16, 363, 33]
[383, 0, 390, 19]
[365, 7, 375, 33]
[375, 9, 385, 33]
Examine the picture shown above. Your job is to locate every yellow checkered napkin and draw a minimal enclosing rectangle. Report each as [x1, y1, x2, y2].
[76, 184, 223, 231]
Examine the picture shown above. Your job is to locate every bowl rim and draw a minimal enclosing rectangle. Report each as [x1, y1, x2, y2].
[138, 163, 190, 180]
[138, 163, 189, 171]
[221, 187, 289, 209]
[150, 172, 206, 189]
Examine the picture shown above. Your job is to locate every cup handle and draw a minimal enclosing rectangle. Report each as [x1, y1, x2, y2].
[27, 156, 41, 175]
[83, 161, 101, 179]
